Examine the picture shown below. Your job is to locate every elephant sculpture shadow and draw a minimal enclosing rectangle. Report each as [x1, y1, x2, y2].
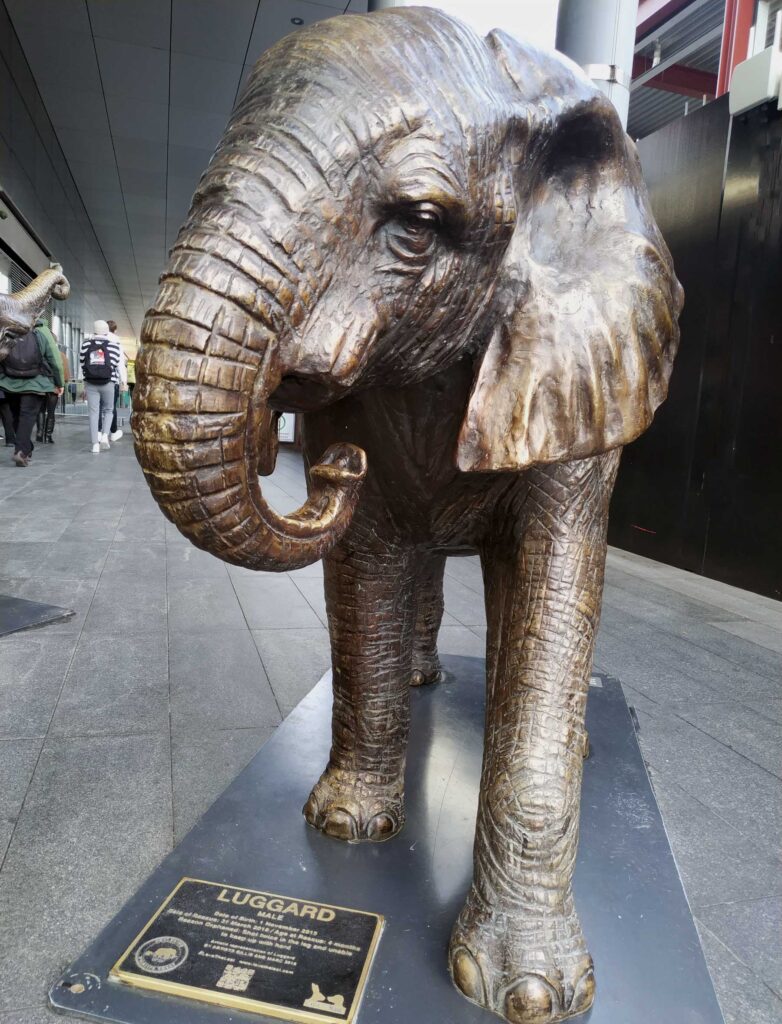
[132, 9, 682, 1023]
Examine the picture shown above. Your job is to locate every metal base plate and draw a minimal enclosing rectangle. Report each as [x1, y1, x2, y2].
[0, 594, 74, 637]
[50, 655, 724, 1023]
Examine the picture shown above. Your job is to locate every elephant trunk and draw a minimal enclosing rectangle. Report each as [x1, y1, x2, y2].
[132, 266, 367, 572]
[0, 265, 70, 356]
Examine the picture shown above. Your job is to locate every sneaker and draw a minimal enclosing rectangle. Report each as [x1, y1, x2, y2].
[109, 429, 123, 441]
[92, 443, 101, 454]
[13, 451, 29, 467]
[99, 434, 110, 450]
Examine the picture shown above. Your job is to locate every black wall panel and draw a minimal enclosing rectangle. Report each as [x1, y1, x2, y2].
[609, 96, 781, 600]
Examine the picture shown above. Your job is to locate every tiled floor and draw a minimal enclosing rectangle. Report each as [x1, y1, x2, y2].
[0, 419, 780, 1024]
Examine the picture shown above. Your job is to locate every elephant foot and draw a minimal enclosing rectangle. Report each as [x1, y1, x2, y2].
[448, 890, 594, 1024]
[303, 766, 405, 843]
[410, 650, 444, 687]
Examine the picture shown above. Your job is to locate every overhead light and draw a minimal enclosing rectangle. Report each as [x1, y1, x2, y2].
[291, 17, 304, 25]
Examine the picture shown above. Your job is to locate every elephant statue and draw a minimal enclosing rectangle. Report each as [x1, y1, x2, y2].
[132, 9, 682, 1023]
[0, 264, 70, 360]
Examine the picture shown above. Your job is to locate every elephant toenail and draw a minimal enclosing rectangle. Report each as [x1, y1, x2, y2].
[322, 809, 358, 842]
[302, 796, 320, 827]
[504, 975, 558, 1024]
[570, 966, 595, 1014]
[411, 670, 425, 687]
[367, 814, 396, 841]
[450, 947, 486, 1004]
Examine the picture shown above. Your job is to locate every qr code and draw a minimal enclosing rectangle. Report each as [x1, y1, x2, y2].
[216, 965, 255, 992]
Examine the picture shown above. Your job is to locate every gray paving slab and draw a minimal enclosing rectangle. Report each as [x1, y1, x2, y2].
[635, 708, 782, 845]
[744, 698, 782, 724]
[697, 897, 782, 1000]
[233, 575, 323, 629]
[102, 541, 167, 579]
[287, 574, 329, 626]
[0, 634, 77, 739]
[648, 770, 782, 908]
[0, 541, 50, 579]
[604, 565, 746, 624]
[0, 1005, 58, 1022]
[444, 554, 483, 591]
[599, 620, 782, 702]
[6, 517, 73, 543]
[165, 542, 229, 579]
[113, 513, 166, 544]
[49, 633, 169, 738]
[696, 921, 782, 1024]
[170, 723, 276, 843]
[437, 623, 487, 660]
[670, 700, 782, 777]
[167, 576, 246, 633]
[287, 560, 325, 579]
[674, 619, 782, 687]
[443, 574, 487, 626]
[82, 575, 167, 636]
[251, 626, 331, 715]
[35, 540, 110, 581]
[0, 732, 172, 1011]
[711, 619, 782, 655]
[169, 629, 281, 731]
[58, 520, 119, 544]
[0, 736, 42, 859]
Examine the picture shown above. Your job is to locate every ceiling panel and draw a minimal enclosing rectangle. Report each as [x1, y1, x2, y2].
[247, 0, 345, 62]
[7, 0, 365, 337]
[172, 0, 259, 62]
[170, 50, 243, 114]
[4, 0, 92, 37]
[118, 164, 167, 197]
[113, 136, 168, 173]
[169, 105, 229, 149]
[96, 38, 169, 103]
[104, 94, 168, 143]
[88, 0, 171, 51]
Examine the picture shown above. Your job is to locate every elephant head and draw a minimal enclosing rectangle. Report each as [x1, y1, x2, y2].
[0, 264, 70, 360]
[133, 8, 682, 571]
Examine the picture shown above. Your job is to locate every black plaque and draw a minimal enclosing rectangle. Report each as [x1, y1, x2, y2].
[109, 878, 383, 1023]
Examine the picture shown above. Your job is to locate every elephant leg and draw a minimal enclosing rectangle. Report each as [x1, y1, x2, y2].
[411, 551, 446, 687]
[303, 538, 415, 843]
[449, 450, 620, 1024]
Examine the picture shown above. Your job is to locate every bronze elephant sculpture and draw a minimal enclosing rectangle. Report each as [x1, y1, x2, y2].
[0, 264, 70, 360]
[133, 9, 682, 1023]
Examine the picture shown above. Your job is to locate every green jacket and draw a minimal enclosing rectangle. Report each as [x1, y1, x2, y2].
[0, 323, 64, 394]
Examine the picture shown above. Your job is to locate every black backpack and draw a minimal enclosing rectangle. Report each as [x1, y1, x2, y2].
[3, 329, 43, 379]
[82, 339, 112, 383]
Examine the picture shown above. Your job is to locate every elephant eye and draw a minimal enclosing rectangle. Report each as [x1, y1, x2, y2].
[387, 202, 442, 260]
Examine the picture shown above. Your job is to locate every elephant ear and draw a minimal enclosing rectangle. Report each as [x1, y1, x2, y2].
[456, 30, 683, 473]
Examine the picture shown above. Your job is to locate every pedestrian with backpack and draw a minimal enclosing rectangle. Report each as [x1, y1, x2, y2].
[0, 317, 64, 467]
[80, 320, 121, 453]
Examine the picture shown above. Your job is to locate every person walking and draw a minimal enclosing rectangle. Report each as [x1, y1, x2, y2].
[0, 317, 64, 466]
[36, 344, 69, 444]
[126, 354, 135, 402]
[81, 320, 120, 454]
[0, 386, 15, 447]
[106, 319, 125, 442]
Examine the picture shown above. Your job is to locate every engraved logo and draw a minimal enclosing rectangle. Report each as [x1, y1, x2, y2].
[216, 964, 255, 992]
[134, 936, 189, 975]
[303, 982, 347, 1015]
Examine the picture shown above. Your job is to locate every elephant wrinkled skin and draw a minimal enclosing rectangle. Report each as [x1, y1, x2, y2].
[132, 9, 682, 1023]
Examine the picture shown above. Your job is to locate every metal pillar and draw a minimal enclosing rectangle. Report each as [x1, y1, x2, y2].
[556, 0, 639, 127]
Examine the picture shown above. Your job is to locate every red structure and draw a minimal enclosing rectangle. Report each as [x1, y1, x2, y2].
[716, 0, 755, 95]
